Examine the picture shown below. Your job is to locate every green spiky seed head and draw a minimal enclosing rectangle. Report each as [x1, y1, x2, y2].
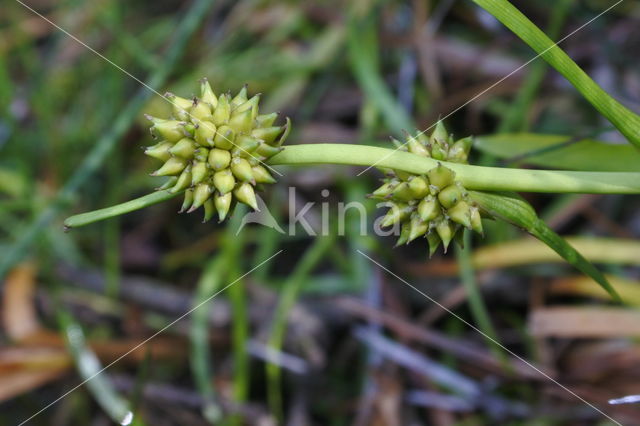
[370, 121, 482, 255]
[145, 79, 290, 222]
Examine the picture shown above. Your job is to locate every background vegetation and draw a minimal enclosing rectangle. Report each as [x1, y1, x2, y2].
[1, 0, 639, 424]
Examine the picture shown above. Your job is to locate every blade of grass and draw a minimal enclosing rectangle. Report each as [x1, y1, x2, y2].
[347, 4, 415, 136]
[190, 208, 246, 424]
[475, 133, 640, 172]
[0, 0, 215, 280]
[469, 190, 621, 302]
[226, 211, 249, 425]
[470, 0, 640, 148]
[455, 230, 508, 366]
[266, 233, 336, 422]
[57, 310, 135, 425]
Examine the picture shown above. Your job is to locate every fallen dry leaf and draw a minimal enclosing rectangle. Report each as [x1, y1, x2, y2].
[530, 307, 640, 338]
[2, 262, 41, 341]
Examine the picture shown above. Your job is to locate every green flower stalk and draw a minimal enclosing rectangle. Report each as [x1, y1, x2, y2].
[145, 79, 290, 222]
[370, 122, 481, 255]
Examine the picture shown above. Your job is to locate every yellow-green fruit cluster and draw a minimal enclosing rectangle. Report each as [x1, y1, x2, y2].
[372, 124, 481, 255]
[145, 79, 290, 222]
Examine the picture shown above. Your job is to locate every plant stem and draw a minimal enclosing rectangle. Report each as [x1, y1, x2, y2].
[269, 144, 640, 194]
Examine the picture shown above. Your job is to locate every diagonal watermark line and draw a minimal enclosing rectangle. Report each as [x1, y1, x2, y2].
[356, 250, 622, 425]
[14, 0, 283, 177]
[17, 250, 284, 426]
[357, 0, 624, 176]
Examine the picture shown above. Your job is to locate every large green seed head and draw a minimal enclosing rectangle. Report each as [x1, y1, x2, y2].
[147, 81, 289, 219]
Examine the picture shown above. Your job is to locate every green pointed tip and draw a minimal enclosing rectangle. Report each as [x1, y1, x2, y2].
[230, 157, 254, 182]
[202, 199, 215, 223]
[214, 192, 232, 222]
[179, 189, 194, 213]
[447, 201, 472, 228]
[431, 120, 448, 146]
[168, 138, 196, 158]
[252, 165, 276, 184]
[469, 206, 483, 235]
[407, 216, 428, 242]
[233, 183, 258, 210]
[395, 223, 411, 247]
[426, 231, 441, 257]
[436, 220, 454, 252]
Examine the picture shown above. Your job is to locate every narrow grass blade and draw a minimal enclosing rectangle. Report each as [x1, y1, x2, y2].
[266, 233, 336, 423]
[63, 190, 181, 230]
[455, 230, 508, 365]
[347, 5, 415, 135]
[471, 0, 640, 149]
[190, 209, 245, 424]
[58, 311, 134, 425]
[475, 133, 640, 172]
[469, 190, 621, 302]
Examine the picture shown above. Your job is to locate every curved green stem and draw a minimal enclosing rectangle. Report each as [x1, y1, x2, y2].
[64, 190, 180, 229]
[269, 144, 640, 194]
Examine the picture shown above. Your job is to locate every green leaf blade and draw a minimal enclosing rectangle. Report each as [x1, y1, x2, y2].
[469, 190, 621, 302]
[475, 134, 640, 172]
